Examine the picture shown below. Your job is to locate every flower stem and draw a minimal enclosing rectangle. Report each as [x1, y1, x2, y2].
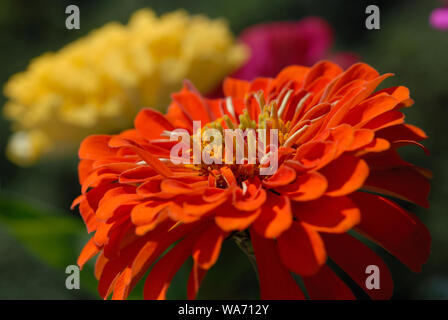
[232, 230, 259, 279]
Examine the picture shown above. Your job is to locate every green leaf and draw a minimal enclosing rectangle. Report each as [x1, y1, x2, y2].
[0, 192, 99, 297]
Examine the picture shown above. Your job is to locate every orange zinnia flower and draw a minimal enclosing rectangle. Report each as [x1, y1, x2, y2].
[73, 61, 431, 300]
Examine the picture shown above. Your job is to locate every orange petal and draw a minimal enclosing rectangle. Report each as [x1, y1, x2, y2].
[322, 232, 394, 300]
[79, 135, 115, 160]
[131, 201, 170, 226]
[252, 194, 292, 238]
[346, 129, 374, 151]
[119, 166, 157, 183]
[363, 167, 430, 208]
[192, 224, 226, 269]
[294, 141, 337, 170]
[363, 148, 410, 170]
[250, 228, 305, 300]
[342, 94, 399, 128]
[77, 238, 100, 269]
[322, 63, 379, 101]
[327, 124, 355, 157]
[262, 165, 296, 188]
[303, 61, 343, 88]
[376, 123, 427, 142]
[214, 204, 261, 232]
[96, 186, 140, 221]
[133, 147, 173, 178]
[78, 160, 94, 185]
[160, 179, 195, 194]
[223, 77, 250, 99]
[303, 264, 355, 299]
[78, 199, 99, 233]
[356, 138, 390, 156]
[182, 196, 228, 216]
[374, 86, 413, 107]
[172, 91, 211, 123]
[111, 268, 132, 300]
[98, 237, 148, 299]
[166, 101, 193, 131]
[320, 155, 369, 196]
[220, 167, 237, 187]
[271, 65, 310, 91]
[234, 178, 267, 211]
[187, 263, 208, 300]
[362, 110, 404, 131]
[134, 108, 174, 140]
[351, 191, 431, 272]
[277, 221, 326, 276]
[143, 235, 196, 300]
[293, 196, 360, 233]
[131, 221, 196, 282]
[276, 171, 328, 201]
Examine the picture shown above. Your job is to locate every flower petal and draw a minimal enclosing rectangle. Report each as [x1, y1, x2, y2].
[79, 135, 115, 160]
[293, 196, 360, 233]
[215, 204, 261, 232]
[342, 94, 399, 128]
[303, 264, 355, 299]
[252, 193, 292, 238]
[134, 108, 174, 140]
[172, 91, 211, 124]
[223, 78, 250, 99]
[276, 171, 328, 201]
[192, 224, 226, 269]
[187, 263, 208, 300]
[250, 228, 305, 299]
[143, 235, 196, 300]
[277, 221, 327, 276]
[322, 233, 394, 300]
[363, 167, 430, 208]
[351, 192, 431, 272]
[78, 238, 100, 269]
[320, 155, 369, 196]
[262, 165, 296, 188]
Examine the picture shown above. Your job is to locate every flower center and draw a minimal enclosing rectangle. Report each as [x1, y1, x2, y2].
[186, 92, 295, 186]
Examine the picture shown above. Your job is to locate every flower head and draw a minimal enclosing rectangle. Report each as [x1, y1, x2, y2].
[232, 18, 358, 80]
[430, 6, 448, 30]
[3, 9, 247, 165]
[74, 61, 431, 300]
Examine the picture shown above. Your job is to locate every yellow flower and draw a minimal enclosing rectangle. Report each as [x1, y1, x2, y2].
[3, 9, 248, 166]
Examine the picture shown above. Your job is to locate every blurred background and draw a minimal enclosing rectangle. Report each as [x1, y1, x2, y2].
[0, 0, 447, 299]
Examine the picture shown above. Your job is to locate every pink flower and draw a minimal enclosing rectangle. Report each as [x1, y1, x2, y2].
[430, 6, 448, 30]
[232, 17, 359, 80]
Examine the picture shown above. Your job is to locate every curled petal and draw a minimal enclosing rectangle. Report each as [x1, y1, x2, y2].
[275, 171, 328, 201]
[252, 193, 292, 238]
[262, 165, 296, 188]
[215, 203, 261, 232]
